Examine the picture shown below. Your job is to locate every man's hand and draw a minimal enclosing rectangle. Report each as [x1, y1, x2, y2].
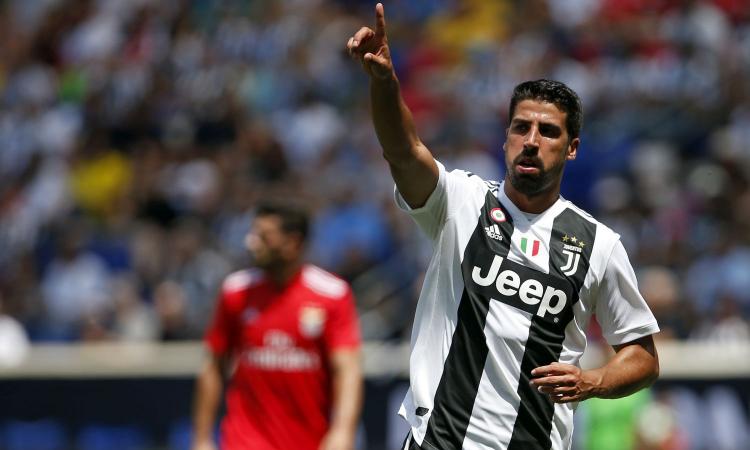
[530, 362, 602, 404]
[319, 426, 356, 450]
[346, 3, 393, 80]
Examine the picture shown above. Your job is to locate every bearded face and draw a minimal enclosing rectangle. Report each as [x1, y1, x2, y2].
[503, 100, 578, 199]
[245, 215, 302, 271]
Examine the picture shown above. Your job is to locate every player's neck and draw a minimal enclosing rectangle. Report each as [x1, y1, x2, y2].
[267, 261, 303, 287]
[503, 181, 560, 214]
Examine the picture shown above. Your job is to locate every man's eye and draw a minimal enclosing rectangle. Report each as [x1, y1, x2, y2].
[540, 126, 561, 138]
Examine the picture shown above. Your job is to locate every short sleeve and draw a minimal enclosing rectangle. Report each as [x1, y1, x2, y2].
[394, 160, 482, 241]
[595, 240, 660, 345]
[204, 291, 236, 355]
[323, 288, 361, 351]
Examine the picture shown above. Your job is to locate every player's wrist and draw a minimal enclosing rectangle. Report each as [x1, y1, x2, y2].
[581, 368, 606, 399]
[328, 423, 356, 439]
[192, 430, 214, 444]
[191, 437, 217, 450]
[370, 69, 398, 88]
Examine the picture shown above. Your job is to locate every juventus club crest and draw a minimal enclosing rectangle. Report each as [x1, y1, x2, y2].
[560, 234, 585, 276]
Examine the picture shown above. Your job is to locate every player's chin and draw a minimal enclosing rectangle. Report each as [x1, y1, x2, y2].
[251, 255, 270, 268]
[515, 172, 540, 182]
[510, 173, 546, 194]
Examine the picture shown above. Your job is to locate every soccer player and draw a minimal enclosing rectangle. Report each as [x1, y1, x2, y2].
[192, 202, 362, 450]
[347, 4, 659, 450]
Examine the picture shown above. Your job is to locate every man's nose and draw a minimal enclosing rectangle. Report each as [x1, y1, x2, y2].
[524, 126, 540, 148]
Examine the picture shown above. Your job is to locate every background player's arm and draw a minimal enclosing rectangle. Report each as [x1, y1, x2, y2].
[347, 3, 438, 209]
[530, 335, 659, 403]
[191, 354, 225, 450]
[320, 349, 363, 450]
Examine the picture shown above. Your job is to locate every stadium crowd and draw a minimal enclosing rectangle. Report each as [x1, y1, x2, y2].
[3, 0, 748, 344]
[0, 0, 749, 446]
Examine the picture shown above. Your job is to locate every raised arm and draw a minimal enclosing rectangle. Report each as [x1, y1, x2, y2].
[347, 3, 438, 208]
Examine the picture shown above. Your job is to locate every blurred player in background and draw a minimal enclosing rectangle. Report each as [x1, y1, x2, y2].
[192, 202, 362, 450]
[348, 4, 659, 450]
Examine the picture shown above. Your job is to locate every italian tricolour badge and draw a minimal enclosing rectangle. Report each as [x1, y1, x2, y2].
[520, 237, 541, 257]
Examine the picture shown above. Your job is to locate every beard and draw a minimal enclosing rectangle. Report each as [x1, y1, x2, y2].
[249, 249, 280, 271]
[507, 151, 566, 197]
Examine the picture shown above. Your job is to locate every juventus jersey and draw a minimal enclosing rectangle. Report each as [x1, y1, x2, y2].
[395, 161, 659, 450]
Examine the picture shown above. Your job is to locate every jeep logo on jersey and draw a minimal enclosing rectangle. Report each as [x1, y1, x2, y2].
[471, 254, 569, 319]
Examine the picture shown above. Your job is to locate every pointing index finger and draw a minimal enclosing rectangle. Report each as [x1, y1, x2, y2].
[375, 3, 386, 37]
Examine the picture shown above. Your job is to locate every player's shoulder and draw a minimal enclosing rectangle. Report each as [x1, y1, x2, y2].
[446, 165, 500, 194]
[222, 268, 266, 294]
[447, 167, 488, 183]
[559, 199, 620, 243]
[300, 265, 350, 300]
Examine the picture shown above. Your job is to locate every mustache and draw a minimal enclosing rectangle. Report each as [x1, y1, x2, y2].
[513, 151, 543, 168]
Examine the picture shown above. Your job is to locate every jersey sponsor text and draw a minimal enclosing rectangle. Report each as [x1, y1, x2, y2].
[471, 255, 568, 318]
[243, 330, 321, 371]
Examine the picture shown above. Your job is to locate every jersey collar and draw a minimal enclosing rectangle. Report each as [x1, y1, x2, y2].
[496, 181, 567, 227]
[263, 265, 305, 291]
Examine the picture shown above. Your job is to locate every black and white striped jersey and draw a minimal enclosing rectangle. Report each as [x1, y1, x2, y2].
[394, 161, 659, 450]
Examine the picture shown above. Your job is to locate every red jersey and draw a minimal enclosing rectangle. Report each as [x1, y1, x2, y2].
[205, 265, 361, 450]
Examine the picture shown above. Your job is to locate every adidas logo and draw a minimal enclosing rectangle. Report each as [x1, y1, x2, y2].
[484, 224, 504, 241]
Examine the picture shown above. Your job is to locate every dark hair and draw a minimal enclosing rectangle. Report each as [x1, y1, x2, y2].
[255, 201, 310, 241]
[509, 79, 583, 140]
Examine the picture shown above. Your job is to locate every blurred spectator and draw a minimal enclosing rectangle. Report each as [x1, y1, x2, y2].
[39, 221, 112, 340]
[690, 293, 750, 342]
[634, 396, 687, 450]
[638, 266, 692, 341]
[111, 274, 159, 342]
[153, 280, 191, 341]
[163, 218, 231, 336]
[578, 389, 652, 450]
[0, 293, 30, 368]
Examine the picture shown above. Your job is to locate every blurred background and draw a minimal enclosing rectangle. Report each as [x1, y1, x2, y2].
[0, 0, 749, 449]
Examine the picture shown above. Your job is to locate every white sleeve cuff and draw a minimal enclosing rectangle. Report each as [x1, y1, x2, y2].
[604, 321, 660, 346]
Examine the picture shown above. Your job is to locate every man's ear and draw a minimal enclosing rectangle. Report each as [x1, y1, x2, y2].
[567, 138, 580, 161]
